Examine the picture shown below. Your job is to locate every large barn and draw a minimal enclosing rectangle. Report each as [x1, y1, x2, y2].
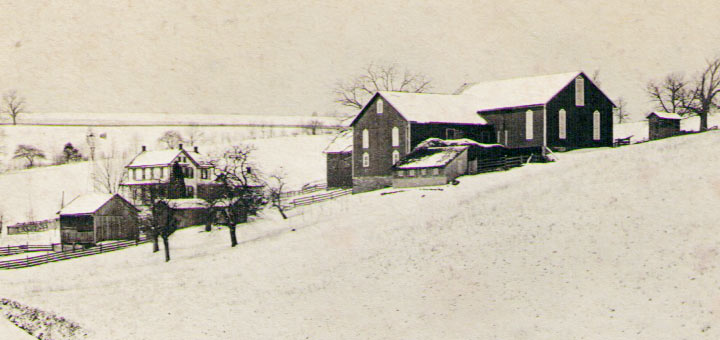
[343, 71, 615, 192]
[58, 193, 139, 246]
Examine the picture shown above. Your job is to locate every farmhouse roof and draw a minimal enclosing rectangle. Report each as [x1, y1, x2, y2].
[647, 111, 683, 120]
[394, 146, 469, 170]
[59, 193, 135, 215]
[128, 149, 186, 167]
[378, 91, 488, 125]
[457, 71, 586, 112]
[324, 129, 353, 153]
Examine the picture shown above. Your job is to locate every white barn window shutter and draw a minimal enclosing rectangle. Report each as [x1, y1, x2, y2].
[525, 110, 534, 140]
[362, 152, 369, 167]
[362, 129, 369, 149]
[392, 127, 399, 147]
[575, 76, 585, 107]
[377, 98, 384, 114]
[559, 109, 567, 140]
[593, 110, 601, 141]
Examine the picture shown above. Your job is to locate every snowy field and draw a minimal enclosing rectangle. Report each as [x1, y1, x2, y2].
[0, 134, 333, 228]
[2, 130, 720, 339]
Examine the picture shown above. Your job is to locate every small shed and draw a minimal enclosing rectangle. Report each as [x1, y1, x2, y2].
[647, 111, 682, 140]
[324, 129, 353, 188]
[392, 146, 469, 188]
[59, 193, 140, 245]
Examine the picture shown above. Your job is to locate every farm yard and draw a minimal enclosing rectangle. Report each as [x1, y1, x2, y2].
[1, 128, 719, 339]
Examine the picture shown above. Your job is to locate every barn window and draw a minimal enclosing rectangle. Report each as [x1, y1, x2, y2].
[504, 130, 508, 145]
[559, 109, 567, 140]
[362, 152, 369, 167]
[593, 110, 601, 141]
[525, 110, 534, 140]
[377, 99, 384, 114]
[392, 127, 399, 147]
[432, 168, 439, 176]
[496, 130, 501, 144]
[362, 129, 369, 149]
[446, 128, 461, 139]
[392, 150, 400, 165]
[575, 76, 585, 107]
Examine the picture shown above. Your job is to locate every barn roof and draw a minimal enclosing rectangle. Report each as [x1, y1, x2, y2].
[457, 71, 584, 112]
[378, 91, 488, 125]
[59, 193, 134, 215]
[324, 129, 353, 153]
[394, 146, 469, 170]
[647, 111, 683, 120]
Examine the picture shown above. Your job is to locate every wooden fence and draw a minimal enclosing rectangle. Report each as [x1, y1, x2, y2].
[280, 183, 327, 199]
[287, 188, 352, 208]
[0, 237, 150, 270]
[475, 155, 527, 174]
[0, 244, 58, 257]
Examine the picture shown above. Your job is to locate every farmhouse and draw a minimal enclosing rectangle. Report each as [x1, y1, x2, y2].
[58, 193, 139, 245]
[120, 145, 217, 205]
[647, 111, 682, 140]
[346, 71, 615, 192]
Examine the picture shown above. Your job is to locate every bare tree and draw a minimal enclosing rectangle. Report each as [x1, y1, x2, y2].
[13, 144, 45, 168]
[2, 90, 26, 125]
[92, 147, 132, 194]
[334, 63, 432, 110]
[158, 130, 184, 149]
[614, 97, 630, 124]
[591, 69, 601, 87]
[646, 73, 692, 116]
[687, 57, 720, 131]
[267, 170, 288, 220]
[211, 145, 266, 247]
[184, 124, 205, 147]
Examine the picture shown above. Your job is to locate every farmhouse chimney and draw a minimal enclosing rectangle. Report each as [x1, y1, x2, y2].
[141, 145, 146, 152]
[178, 144, 183, 150]
[246, 167, 252, 174]
[194, 146, 199, 153]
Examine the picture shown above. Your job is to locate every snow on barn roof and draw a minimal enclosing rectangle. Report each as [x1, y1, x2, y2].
[59, 193, 116, 215]
[647, 111, 683, 120]
[457, 71, 585, 112]
[377, 91, 488, 125]
[394, 146, 469, 170]
[324, 129, 353, 153]
[128, 149, 185, 167]
[413, 138, 505, 151]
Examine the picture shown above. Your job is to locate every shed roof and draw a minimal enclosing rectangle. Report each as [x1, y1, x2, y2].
[324, 129, 353, 153]
[379, 91, 488, 125]
[59, 193, 120, 215]
[413, 137, 505, 151]
[647, 111, 683, 120]
[394, 146, 468, 170]
[457, 71, 584, 112]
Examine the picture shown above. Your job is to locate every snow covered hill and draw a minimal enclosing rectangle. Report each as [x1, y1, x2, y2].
[2, 131, 720, 339]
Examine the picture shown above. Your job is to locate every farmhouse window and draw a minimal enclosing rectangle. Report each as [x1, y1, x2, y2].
[397, 170, 404, 177]
[593, 110, 601, 140]
[143, 168, 149, 180]
[525, 110, 534, 140]
[420, 169, 427, 176]
[575, 76, 584, 107]
[160, 167, 165, 179]
[362, 152, 369, 167]
[362, 129, 369, 149]
[392, 127, 399, 147]
[201, 169, 209, 179]
[133, 169, 139, 180]
[377, 99, 384, 114]
[186, 186, 194, 197]
[392, 150, 400, 165]
[153, 167, 160, 179]
[559, 109, 567, 140]
[408, 169, 416, 177]
[432, 168, 439, 175]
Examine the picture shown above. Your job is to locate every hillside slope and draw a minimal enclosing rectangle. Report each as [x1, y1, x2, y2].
[2, 132, 720, 339]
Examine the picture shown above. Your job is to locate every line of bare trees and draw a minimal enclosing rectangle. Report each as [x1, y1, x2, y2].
[647, 56, 720, 131]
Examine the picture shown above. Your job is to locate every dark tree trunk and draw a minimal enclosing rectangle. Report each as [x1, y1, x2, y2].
[162, 235, 170, 262]
[276, 206, 287, 220]
[205, 208, 213, 232]
[229, 225, 238, 247]
[152, 234, 159, 253]
[700, 112, 709, 131]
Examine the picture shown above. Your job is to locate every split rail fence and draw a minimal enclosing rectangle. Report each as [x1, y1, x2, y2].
[475, 155, 527, 174]
[0, 237, 150, 270]
[286, 188, 352, 209]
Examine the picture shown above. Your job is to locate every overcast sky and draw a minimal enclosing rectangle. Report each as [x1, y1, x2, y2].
[1, 0, 719, 120]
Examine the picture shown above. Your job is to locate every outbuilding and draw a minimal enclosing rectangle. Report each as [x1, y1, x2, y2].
[392, 146, 469, 188]
[324, 129, 353, 188]
[647, 111, 682, 140]
[59, 193, 139, 245]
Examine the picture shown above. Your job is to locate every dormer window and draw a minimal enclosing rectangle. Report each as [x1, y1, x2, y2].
[575, 76, 585, 107]
[377, 99, 384, 114]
